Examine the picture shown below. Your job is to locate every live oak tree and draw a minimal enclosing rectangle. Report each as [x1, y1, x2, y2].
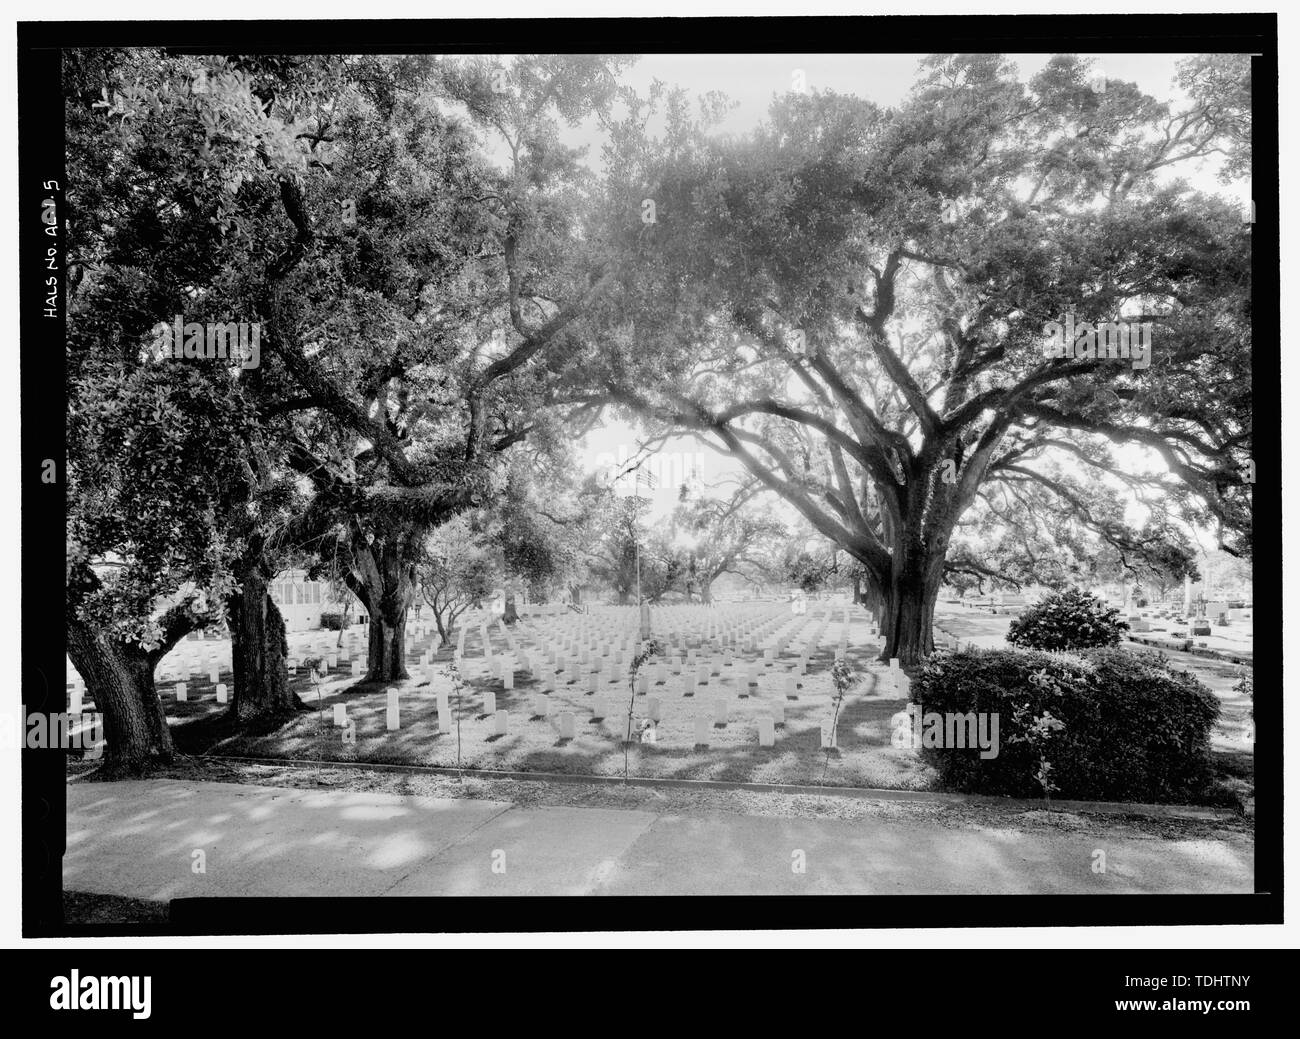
[64, 49, 328, 766]
[578, 53, 1252, 663]
[673, 480, 788, 603]
[419, 515, 496, 644]
[283, 55, 631, 679]
[944, 468, 1201, 597]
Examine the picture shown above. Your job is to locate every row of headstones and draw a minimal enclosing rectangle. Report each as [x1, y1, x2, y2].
[324, 688, 838, 749]
[456, 632, 827, 692]
[63, 618, 458, 709]
[485, 606, 847, 674]
[152, 617, 446, 682]
[448, 607, 885, 696]
[515, 601, 800, 650]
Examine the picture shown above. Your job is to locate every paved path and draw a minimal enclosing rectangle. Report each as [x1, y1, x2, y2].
[65, 780, 1253, 897]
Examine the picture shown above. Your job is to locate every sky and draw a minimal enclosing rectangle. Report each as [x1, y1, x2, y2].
[476, 53, 1249, 553]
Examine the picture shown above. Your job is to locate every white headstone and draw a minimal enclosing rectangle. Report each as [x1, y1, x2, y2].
[333, 703, 347, 727]
[494, 709, 509, 735]
[758, 716, 775, 747]
[559, 712, 576, 739]
[591, 697, 607, 721]
[713, 698, 728, 726]
[483, 690, 496, 715]
[175, 681, 187, 702]
[386, 690, 400, 731]
[694, 716, 710, 747]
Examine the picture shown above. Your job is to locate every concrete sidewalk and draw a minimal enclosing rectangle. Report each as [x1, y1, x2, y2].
[65, 780, 1253, 898]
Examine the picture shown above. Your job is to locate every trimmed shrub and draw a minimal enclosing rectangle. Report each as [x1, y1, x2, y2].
[911, 647, 1220, 803]
[319, 611, 350, 630]
[1006, 587, 1128, 651]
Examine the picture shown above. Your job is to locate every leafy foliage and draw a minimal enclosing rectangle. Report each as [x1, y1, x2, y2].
[912, 647, 1221, 801]
[1006, 588, 1129, 650]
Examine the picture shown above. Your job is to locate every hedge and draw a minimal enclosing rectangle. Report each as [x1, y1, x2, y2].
[910, 647, 1220, 803]
[1006, 587, 1128, 651]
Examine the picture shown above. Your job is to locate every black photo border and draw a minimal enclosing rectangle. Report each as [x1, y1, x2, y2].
[18, 12, 1280, 937]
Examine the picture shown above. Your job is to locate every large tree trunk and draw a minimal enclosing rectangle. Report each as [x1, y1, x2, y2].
[66, 619, 173, 776]
[367, 605, 408, 681]
[346, 534, 419, 682]
[861, 580, 885, 626]
[227, 569, 300, 729]
[879, 545, 944, 666]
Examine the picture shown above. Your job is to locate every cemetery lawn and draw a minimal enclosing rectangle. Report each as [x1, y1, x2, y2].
[167, 611, 939, 791]
[100, 603, 1252, 807]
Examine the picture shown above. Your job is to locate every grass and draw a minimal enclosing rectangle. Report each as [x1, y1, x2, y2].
[70, 601, 1255, 808]
[165, 607, 937, 791]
